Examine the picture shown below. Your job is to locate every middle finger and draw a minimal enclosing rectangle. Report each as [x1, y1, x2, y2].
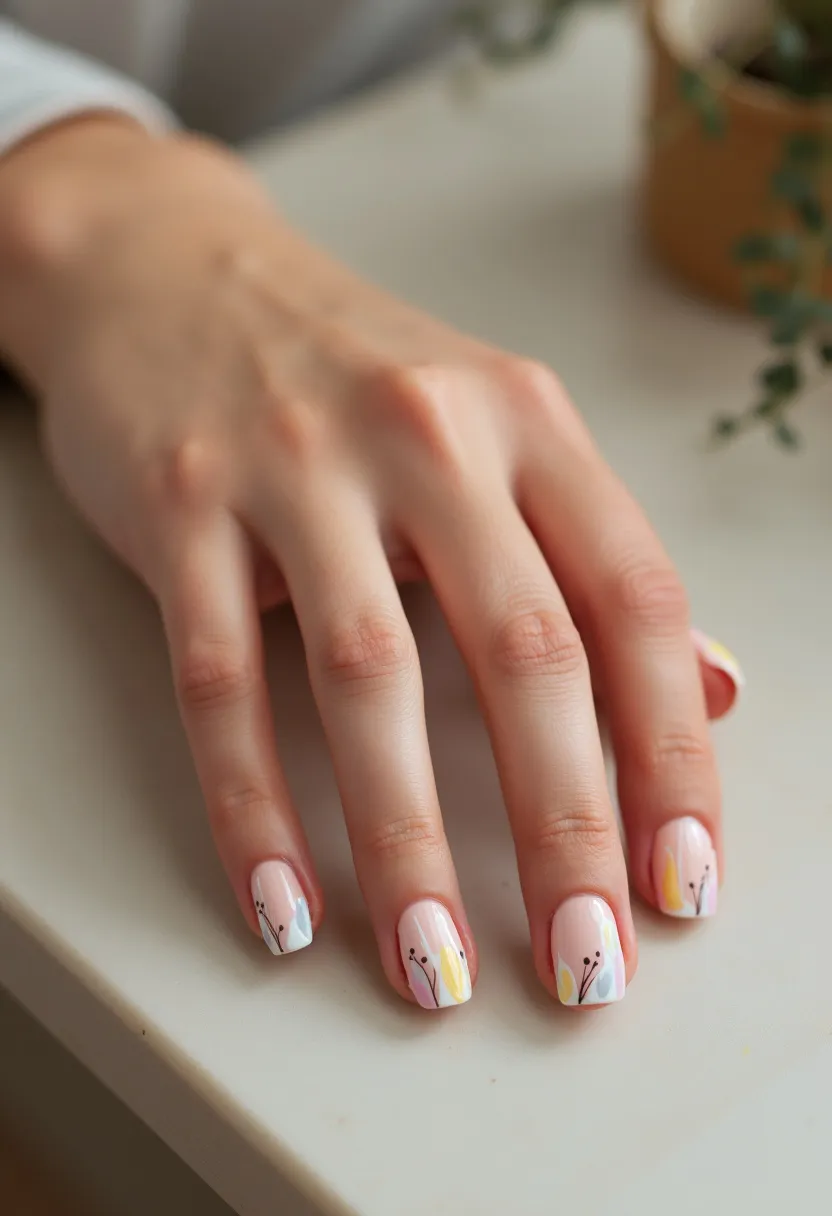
[254, 482, 475, 1011]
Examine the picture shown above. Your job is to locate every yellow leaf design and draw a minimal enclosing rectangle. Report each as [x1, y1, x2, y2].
[706, 639, 738, 670]
[603, 921, 614, 949]
[557, 963, 574, 1004]
[661, 850, 684, 912]
[440, 945, 467, 1004]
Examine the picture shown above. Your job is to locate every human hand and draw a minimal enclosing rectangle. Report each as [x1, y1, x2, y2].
[0, 118, 743, 1009]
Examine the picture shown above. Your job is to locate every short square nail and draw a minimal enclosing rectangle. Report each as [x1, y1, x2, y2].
[251, 860, 313, 955]
[551, 895, 626, 1007]
[691, 628, 745, 699]
[652, 817, 718, 919]
[398, 900, 471, 1010]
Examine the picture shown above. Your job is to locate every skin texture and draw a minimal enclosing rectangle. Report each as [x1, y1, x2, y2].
[0, 117, 727, 1008]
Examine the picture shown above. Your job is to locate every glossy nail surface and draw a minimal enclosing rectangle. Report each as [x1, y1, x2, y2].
[691, 628, 745, 701]
[251, 860, 313, 955]
[652, 817, 718, 919]
[552, 895, 625, 1007]
[398, 900, 471, 1009]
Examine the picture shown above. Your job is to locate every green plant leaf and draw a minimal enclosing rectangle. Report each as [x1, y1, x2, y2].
[701, 104, 726, 138]
[678, 67, 706, 103]
[734, 234, 773, 262]
[457, 0, 569, 65]
[733, 232, 799, 263]
[753, 395, 783, 418]
[677, 68, 725, 138]
[818, 339, 832, 363]
[773, 420, 801, 449]
[751, 285, 789, 317]
[774, 19, 810, 63]
[760, 359, 802, 394]
[772, 166, 812, 204]
[786, 132, 824, 164]
[713, 415, 740, 439]
[767, 292, 817, 343]
[771, 313, 807, 345]
[798, 195, 825, 230]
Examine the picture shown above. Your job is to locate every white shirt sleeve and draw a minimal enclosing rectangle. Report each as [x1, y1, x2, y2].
[0, 19, 175, 156]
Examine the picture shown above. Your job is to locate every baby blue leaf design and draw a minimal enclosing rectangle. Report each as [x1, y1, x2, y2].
[294, 896, 312, 942]
[596, 971, 612, 1000]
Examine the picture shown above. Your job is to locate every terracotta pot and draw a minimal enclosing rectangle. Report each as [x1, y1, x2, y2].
[643, 0, 832, 309]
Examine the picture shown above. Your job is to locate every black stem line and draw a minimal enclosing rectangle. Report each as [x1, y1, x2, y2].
[414, 956, 439, 1006]
[578, 960, 599, 1004]
[262, 910, 284, 953]
[695, 873, 708, 917]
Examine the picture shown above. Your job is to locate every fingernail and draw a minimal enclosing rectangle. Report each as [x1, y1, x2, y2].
[251, 861, 313, 955]
[551, 895, 625, 1007]
[652, 817, 718, 919]
[398, 900, 472, 1010]
[691, 628, 745, 701]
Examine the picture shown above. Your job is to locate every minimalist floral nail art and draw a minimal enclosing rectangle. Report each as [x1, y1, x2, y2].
[552, 895, 626, 1007]
[652, 817, 718, 919]
[398, 900, 472, 1010]
[691, 628, 745, 702]
[251, 860, 313, 955]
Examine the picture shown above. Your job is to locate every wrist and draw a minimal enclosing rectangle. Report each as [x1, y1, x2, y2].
[0, 114, 158, 384]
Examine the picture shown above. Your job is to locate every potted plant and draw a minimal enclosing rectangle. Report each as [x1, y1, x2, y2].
[461, 0, 832, 446]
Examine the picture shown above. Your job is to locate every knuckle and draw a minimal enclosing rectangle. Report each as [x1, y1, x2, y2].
[361, 814, 445, 863]
[490, 610, 586, 681]
[260, 389, 326, 466]
[500, 357, 573, 429]
[521, 796, 615, 861]
[637, 729, 712, 780]
[608, 559, 689, 635]
[162, 438, 219, 509]
[318, 611, 416, 691]
[369, 363, 467, 476]
[506, 357, 566, 407]
[176, 650, 256, 711]
[140, 440, 220, 513]
[210, 783, 273, 834]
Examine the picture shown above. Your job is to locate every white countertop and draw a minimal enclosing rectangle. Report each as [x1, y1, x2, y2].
[2, 10, 831, 1216]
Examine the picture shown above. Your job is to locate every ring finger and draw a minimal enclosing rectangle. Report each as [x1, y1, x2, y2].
[522, 431, 723, 922]
[408, 487, 635, 1009]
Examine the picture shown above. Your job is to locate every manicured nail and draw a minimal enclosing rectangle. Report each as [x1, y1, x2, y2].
[552, 895, 625, 1007]
[691, 628, 745, 701]
[652, 817, 718, 919]
[251, 860, 313, 955]
[398, 900, 472, 1010]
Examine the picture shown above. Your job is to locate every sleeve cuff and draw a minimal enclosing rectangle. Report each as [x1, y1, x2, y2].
[0, 87, 174, 155]
[0, 20, 176, 157]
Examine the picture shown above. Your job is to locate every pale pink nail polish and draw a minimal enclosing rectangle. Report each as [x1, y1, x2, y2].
[551, 895, 625, 1007]
[398, 900, 471, 1010]
[652, 817, 718, 919]
[251, 861, 313, 955]
[691, 628, 745, 703]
